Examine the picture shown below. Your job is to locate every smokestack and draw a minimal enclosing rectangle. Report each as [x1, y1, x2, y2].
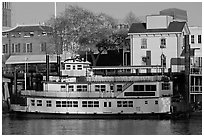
[46, 54, 49, 81]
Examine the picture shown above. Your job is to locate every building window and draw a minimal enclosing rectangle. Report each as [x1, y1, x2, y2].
[2, 44, 8, 53]
[41, 42, 47, 52]
[37, 100, 42, 106]
[27, 43, 32, 53]
[46, 100, 52, 107]
[77, 65, 83, 70]
[141, 38, 147, 49]
[77, 85, 87, 92]
[160, 38, 166, 48]
[133, 85, 144, 91]
[12, 43, 15, 53]
[117, 101, 122, 107]
[162, 82, 170, 90]
[191, 35, 194, 44]
[95, 85, 106, 92]
[15, 43, 20, 53]
[145, 101, 148, 104]
[73, 65, 76, 70]
[68, 85, 74, 92]
[31, 100, 35, 106]
[198, 35, 201, 43]
[116, 85, 123, 92]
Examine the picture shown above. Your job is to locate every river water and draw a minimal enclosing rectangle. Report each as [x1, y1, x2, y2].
[2, 114, 202, 135]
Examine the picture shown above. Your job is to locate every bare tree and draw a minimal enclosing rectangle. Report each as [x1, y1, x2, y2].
[124, 11, 142, 26]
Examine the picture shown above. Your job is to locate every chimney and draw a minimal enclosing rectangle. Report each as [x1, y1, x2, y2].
[146, 15, 173, 29]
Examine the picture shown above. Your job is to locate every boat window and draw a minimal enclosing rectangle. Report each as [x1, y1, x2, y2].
[145, 101, 148, 104]
[117, 101, 122, 107]
[116, 85, 123, 92]
[56, 101, 61, 107]
[67, 101, 72, 107]
[162, 82, 170, 90]
[110, 84, 114, 92]
[128, 101, 133, 107]
[77, 85, 87, 92]
[82, 101, 87, 107]
[73, 101, 78, 107]
[62, 101, 66, 107]
[73, 65, 76, 70]
[37, 100, 42, 106]
[124, 92, 155, 96]
[123, 101, 128, 107]
[109, 102, 111, 107]
[31, 100, 35, 106]
[146, 85, 156, 91]
[94, 101, 99, 107]
[117, 101, 133, 107]
[68, 85, 74, 92]
[66, 65, 71, 70]
[77, 65, 83, 70]
[133, 85, 144, 91]
[104, 102, 107, 107]
[95, 85, 106, 92]
[88, 101, 93, 107]
[46, 100, 52, 107]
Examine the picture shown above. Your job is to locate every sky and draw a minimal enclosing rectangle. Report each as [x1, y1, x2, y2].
[11, 2, 202, 27]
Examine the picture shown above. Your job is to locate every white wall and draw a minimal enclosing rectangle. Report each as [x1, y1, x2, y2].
[146, 15, 173, 29]
[131, 33, 183, 72]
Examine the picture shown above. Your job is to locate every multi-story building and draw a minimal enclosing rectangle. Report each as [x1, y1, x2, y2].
[2, 24, 54, 73]
[128, 14, 190, 74]
[189, 26, 202, 104]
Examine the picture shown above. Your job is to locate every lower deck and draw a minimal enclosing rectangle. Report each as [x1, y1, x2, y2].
[10, 97, 171, 115]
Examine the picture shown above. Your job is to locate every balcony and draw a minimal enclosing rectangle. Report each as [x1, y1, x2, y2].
[190, 67, 202, 74]
[190, 85, 202, 93]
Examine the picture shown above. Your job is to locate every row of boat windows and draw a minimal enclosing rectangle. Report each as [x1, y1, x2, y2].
[61, 85, 122, 92]
[30, 100, 158, 108]
[60, 83, 170, 92]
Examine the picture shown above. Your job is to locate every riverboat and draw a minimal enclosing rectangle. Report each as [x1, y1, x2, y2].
[9, 58, 173, 119]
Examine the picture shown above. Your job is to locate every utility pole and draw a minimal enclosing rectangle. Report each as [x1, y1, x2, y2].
[184, 35, 190, 112]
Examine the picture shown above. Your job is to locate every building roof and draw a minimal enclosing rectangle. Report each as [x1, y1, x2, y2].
[2, 24, 53, 33]
[128, 21, 186, 34]
[5, 54, 75, 65]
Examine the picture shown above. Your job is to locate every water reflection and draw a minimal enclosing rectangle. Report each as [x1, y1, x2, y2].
[2, 114, 202, 135]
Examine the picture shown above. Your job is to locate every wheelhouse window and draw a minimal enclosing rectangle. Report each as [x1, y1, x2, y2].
[68, 85, 74, 92]
[160, 38, 166, 48]
[162, 82, 170, 90]
[66, 65, 71, 70]
[141, 38, 147, 49]
[31, 100, 35, 106]
[77, 65, 83, 70]
[82, 101, 87, 107]
[37, 100, 42, 106]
